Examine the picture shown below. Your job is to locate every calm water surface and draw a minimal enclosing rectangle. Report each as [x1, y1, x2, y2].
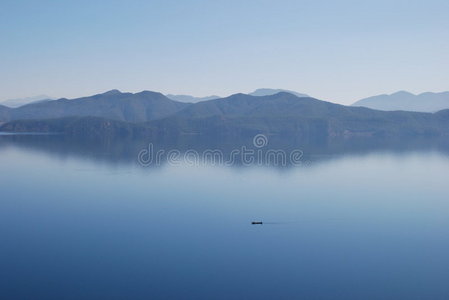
[1, 140, 449, 299]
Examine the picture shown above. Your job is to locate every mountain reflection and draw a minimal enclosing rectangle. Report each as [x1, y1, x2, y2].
[1, 134, 449, 169]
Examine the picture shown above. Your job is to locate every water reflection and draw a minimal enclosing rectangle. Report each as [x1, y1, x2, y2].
[1, 134, 449, 168]
[2, 135, 449, 299]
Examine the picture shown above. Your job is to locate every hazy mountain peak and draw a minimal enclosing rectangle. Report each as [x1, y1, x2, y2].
[1, 95, 54, 108]
[249, 88, 309, 98]
[137, 90, 161, 95]
[165, 94, 220, 103]
[230, 93, 248, 97]
[418, 91, 449, 97]
[102, 89, 122, 96]
[391, 91, 414, 97]
[353, 91, 449, 112]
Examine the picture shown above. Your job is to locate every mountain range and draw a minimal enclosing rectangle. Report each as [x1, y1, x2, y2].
[0, 88, 308, 108]
[0, 88, 312, 123]
[5, 89, 449, 113]
[165, 88, 308, 103]
[149, 92, 449, 138]
[352, 91, 449, 112]
[1, 90, 449, 140]
[0, 90, 188, 123]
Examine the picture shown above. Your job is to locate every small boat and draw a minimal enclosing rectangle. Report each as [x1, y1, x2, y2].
[251, 221, 263, 225]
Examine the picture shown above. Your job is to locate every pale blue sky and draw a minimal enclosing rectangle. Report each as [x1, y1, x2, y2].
[1, 0, 448, 104]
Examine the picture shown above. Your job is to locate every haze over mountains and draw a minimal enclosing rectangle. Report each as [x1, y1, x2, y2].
[165, 88, 449, 113]
[0, 95, 54, 108]
[1, 88, 307, 107]
[248, 88, 308, 98]
[150, 92, 449, 138]
[1, 89, 449, 140]
[353, 91, 449, 112]
[5, 88, 449, 113]
[165, 94, 220, 103]
[165, 88, 309, 103]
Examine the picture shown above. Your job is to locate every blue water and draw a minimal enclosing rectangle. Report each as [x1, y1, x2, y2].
[1, 143, 449, 299]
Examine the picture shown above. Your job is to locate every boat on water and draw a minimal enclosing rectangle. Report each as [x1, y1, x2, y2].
[251, 221, 263, 225]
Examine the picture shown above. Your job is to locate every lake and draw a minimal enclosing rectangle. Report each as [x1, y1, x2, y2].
[1, 135, 449, 299]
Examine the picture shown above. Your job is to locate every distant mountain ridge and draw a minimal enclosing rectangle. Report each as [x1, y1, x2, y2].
[1, 95, 54, 108]
[165, 94, 220, 103]
[249, 88, 309, 98]
[353, 91, 449, 112]
[165, 88, 308, 103]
